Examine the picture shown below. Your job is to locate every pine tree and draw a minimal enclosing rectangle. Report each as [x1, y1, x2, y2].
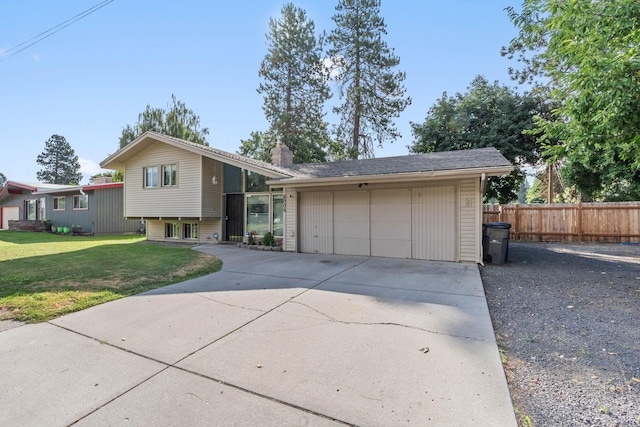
[327, 0, 410, 159]
[36, 135, 83, 184]
[257, 3, 331, 163]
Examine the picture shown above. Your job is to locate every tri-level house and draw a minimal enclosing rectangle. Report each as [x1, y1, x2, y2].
[100, 131, 513, 263]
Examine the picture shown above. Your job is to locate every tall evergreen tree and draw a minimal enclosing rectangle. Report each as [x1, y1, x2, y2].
[118, 94, 209, 148]
[327, 0, 410, 159]
[36, 135, 82, 184]
[0, 173, 6, 188]
[257, 3, 331, 164]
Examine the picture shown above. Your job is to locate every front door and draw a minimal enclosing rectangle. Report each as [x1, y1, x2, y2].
[225, 194, 244, 242]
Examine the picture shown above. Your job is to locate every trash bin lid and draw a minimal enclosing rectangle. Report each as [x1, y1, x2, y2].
[483, 222, 512, 229]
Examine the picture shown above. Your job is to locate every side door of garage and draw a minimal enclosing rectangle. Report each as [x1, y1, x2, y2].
[298, 192, 333, 254]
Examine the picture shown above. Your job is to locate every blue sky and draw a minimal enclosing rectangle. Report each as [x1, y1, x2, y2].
[1, 0, 522, 184]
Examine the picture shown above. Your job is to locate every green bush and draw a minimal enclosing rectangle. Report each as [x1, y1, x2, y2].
[262, 232, 274, 247]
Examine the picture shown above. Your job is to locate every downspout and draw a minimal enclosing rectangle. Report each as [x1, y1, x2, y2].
[479, 173, 487, 266]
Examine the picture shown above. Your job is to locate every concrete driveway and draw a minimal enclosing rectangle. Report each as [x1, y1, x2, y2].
[0, 245, 516, 426]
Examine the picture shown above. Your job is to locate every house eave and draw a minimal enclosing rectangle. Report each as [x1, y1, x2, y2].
[100, 131, 291, 179]
[267, 165, 514, 188]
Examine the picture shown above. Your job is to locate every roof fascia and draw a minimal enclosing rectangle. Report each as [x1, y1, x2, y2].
[267, 165, 514, 188]
[100, 132, 290, 179]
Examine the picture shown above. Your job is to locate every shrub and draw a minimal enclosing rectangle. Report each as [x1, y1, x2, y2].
[262, 232, 274, 247]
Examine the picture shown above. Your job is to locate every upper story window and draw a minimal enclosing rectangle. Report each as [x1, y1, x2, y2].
[144, 166, 158, 188]
[53, 196, 66, 211]
[73, 194, 89, 210]
[162, 164, 177, 187]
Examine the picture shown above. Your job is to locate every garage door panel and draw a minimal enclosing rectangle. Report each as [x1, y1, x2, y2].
[371, 189, 411, 258]
[334, 220, 369, 239]
[299, 192, 333, 254]
[412, 186, 456, 261]
[371, 221, 411, 240]
[334, 191, 369, 256]
[371, 239, 411, 259]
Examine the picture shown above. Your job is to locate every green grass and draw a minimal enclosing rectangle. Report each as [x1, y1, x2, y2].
[0, 231, 222, 323]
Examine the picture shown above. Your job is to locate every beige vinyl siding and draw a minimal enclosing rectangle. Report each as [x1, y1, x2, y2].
[411, 185, 457, 261]
[201, 157, 223, 219]
[459, 178, 479, 262]
[284, 187, 297, 252]
[370, 189, 412, 258]
[124, 142, 202, 218]
[334, 190, 370, 256]
[146, 219, 222, 243]
[299, 191, 333, 254]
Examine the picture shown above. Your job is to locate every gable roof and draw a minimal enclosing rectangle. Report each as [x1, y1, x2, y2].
[99, 132, 513, 187]
[272, 147, 513, 186]
[0, 181, 79, 200]
[100, 131, 292, 178]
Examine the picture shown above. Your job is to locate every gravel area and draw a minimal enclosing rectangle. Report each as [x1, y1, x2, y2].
[481, 241, 640, 427]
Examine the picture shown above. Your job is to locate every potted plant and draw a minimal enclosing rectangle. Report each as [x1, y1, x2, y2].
[57, 226, 64, 233]
[63, 226, 71, 234]
[41, 219, 53, 232]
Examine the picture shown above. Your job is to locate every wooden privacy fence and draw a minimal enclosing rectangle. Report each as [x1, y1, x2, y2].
[483, 202, 640, 243]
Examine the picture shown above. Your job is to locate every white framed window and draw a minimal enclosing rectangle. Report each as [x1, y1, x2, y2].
[53, 196, 66, 211]
[73, 194, 88, 210]
[183, 223, 198, 239]
[165, 222, 179, 239]
[162, 164, 177, 186]
[144, 166, 158, 188]
[272, 194, 284, 237]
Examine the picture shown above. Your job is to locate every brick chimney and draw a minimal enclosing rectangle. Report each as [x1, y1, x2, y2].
[93, 176, 113, 184]
[271, 143, 293, 166]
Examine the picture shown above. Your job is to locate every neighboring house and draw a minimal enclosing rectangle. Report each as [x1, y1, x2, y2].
[101, 131, 513, 263]
[0, 179, 141, 235]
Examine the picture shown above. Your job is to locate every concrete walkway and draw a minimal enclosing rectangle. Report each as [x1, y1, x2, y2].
[0, 245, 516, 426]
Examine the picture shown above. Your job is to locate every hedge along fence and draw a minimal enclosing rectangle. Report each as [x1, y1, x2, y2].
[483, 202, 640, 243]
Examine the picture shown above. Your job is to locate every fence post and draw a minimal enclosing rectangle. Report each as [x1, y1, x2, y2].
[514, 204, 520, 240]
[577, 202, 583, 242]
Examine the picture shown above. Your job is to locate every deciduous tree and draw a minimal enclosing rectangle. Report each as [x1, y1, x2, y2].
[36, 135, 82, 185]
[503, 0, 640, 201]
[410, 76, 549, 203]
[118, 94, 209, 148]
[327, 0, 410, 159]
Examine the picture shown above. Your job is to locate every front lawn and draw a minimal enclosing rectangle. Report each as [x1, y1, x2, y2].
[0, 231, 222, 323]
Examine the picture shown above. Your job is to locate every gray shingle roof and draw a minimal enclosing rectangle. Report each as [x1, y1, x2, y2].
[278, 147, 512, 179]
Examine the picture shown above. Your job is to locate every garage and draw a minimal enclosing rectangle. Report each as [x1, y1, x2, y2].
[298, 185, 458, 261]
[1, 206, 19, 230]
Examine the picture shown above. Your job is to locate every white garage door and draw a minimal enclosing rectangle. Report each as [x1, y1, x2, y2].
[2, 206, 19, 229]
[299, 192, 333, 254]
[334, 191, 369, 256]
[412, 185, 457, 261]
[298, 185, 457, 261]
[370, 189, 412, 258]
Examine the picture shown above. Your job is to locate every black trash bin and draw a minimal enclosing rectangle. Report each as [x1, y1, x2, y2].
[482, 222, 512, 264]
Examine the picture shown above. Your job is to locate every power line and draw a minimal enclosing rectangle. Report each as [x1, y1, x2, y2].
[1, 0, 115, 61]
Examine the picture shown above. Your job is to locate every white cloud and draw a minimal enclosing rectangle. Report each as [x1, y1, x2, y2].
[79, 157, 107, 183]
